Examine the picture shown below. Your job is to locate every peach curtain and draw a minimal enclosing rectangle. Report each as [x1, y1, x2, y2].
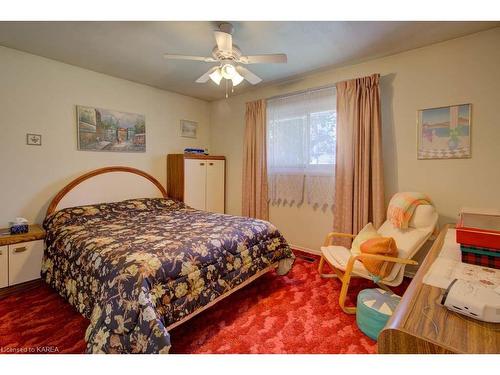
[242, 99, 269, 220]
[333, 74, 385, 242]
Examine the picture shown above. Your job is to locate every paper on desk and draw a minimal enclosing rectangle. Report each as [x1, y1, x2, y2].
[423, 257, 500, 290]
[440, 228, 462, 261]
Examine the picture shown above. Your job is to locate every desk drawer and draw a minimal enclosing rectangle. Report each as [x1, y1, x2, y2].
[8, 240, 44, 285]
[0, 246, 7, 288]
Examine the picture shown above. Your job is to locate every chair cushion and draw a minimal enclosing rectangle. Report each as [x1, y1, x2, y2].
[321, 203, 436, 286]
[322, 244, 403, 285]
[378, 221, 430, 259]
[360, 237, 399, 278]
[350, 223, 381, 256]
[321, 245, 371, 277]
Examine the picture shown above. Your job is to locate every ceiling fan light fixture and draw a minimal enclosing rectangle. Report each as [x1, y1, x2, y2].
[231, 71, 244, 86]
[209, 68, 223, 85]
[163, 23, 287, 92]
[220, 63, 237, 79]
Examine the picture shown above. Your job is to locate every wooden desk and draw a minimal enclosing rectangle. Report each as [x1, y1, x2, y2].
[378, 224, 500, 354]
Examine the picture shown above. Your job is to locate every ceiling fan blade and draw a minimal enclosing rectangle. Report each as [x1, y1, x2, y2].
[163, 54, 216, 62]
[214, 31, 233, 53]
[240, 54, 287, 64]
[236, 66, 262, 85]
[195, 66, 219, 83]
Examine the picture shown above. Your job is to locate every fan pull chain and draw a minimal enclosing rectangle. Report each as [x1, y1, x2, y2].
[225, 79, 228, 98]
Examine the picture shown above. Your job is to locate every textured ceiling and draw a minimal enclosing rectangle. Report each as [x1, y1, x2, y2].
[0, 21, 498, 101]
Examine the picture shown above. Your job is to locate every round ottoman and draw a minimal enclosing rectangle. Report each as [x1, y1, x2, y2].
[356, 288, 401, 341]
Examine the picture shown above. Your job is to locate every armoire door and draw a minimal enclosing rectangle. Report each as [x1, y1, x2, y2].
[205, 159, 225, 213]
[184, 159, 207, 210]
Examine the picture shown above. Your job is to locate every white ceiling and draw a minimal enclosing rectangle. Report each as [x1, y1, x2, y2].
[0, 21, 498, 101]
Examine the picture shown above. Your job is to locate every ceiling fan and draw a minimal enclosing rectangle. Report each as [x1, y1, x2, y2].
[163, 22, 287, 90]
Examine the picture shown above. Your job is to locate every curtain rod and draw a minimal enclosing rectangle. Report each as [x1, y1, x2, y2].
[266, 83, 336, 102]
[264, 72, 381, 102]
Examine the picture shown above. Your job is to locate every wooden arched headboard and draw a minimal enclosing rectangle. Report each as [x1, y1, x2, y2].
[46, 166, 168, 216]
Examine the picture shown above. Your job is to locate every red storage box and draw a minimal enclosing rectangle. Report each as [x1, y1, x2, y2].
[457, 209, 500, 269]
[456, 209, 500, 250]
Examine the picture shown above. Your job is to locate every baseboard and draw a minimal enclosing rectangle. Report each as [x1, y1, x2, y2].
[290, 244, 321, 256]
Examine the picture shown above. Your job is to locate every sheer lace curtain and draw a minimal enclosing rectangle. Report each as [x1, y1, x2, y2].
[267, 87, 336, 208]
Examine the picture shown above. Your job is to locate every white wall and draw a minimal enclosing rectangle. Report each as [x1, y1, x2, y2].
[0, 46, 211, 227]
[210, 27, 500, 252]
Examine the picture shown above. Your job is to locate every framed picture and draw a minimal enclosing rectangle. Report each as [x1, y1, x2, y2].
[417, 103, 471, 160]
[77, 105, 146, 152]
[26, 133, 42, 146]
[180, 120, 198, 139]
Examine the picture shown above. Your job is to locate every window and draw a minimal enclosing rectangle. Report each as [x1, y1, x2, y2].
[309, 110, 336, 165]
[267, 87, 336, 207]
[267, 87, 336, 174]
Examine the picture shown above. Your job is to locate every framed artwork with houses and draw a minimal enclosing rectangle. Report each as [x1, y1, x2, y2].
[77, 105, 146, 152]
[417, 103, 471, 160]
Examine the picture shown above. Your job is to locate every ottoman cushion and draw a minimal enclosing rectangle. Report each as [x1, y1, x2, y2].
[356, 288, 401, 340]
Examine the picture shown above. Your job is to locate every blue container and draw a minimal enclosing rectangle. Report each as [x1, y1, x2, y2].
[10, 223, 29, 235]
[356, 288, 401, 341]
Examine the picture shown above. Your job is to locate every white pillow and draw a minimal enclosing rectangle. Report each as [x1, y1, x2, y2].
[351, 223, 381, 256]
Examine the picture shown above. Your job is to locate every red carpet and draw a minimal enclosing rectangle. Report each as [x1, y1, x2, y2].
[0, 254, 408, 354]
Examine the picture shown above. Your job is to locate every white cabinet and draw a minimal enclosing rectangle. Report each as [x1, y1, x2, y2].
[167, 154, 225, 213]
[184, 158, 208, 211]
[205, 159, 225, 213]
[0, 225, 45, 290]
[0, 246, 8, 288]
[8, 240, 44, 285]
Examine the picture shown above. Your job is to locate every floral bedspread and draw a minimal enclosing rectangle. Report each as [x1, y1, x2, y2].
[41, 198, 294, 353]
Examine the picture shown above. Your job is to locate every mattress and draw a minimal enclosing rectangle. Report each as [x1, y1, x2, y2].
[41, 198, 294, 353]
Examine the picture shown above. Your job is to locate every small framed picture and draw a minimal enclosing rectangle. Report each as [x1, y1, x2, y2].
[26, 133, 42, 146]
[417, 103, 471, 160]
[180, 120, 198, 139]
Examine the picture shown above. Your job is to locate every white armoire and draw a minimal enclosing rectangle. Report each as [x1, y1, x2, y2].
[167, 154, 225, 213]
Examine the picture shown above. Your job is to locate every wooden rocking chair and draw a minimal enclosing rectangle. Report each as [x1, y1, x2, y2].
[318, 204, 438, 314]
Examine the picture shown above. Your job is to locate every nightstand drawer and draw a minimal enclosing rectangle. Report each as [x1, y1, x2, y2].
[8, 240, 44, 285]
[0, 246, 7, 288]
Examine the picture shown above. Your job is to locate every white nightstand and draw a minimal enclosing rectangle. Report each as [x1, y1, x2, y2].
[0, 224, 45, 293]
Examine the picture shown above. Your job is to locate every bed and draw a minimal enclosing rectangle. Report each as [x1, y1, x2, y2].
[41, 166, 294, 353]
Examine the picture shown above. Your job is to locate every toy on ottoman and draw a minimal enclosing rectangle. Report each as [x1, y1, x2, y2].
[356, 288, 401, 340]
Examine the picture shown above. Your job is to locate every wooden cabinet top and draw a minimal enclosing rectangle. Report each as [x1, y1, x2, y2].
[0, 224, 45, 246]
[378, 224, 500, 354]
[168, 154, 225, 160]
